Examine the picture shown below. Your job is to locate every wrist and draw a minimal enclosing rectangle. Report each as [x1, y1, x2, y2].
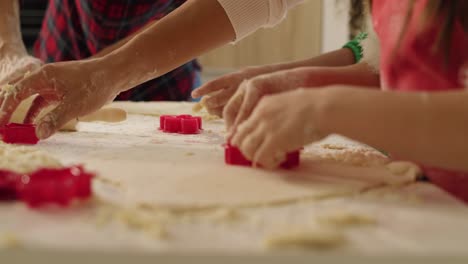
[0, 40, 28, 58]
[99, 47, 161, 94]
[312, 86, 347, 137]
[84, 57, 122, 96]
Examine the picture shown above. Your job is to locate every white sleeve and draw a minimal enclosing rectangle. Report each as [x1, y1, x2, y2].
[217, 0, 305, 41]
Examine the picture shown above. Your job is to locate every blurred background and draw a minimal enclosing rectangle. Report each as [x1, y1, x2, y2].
[20, 1, 359, 82]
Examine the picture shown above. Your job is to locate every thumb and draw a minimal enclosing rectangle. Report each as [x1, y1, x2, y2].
[35, 104, 74, 139]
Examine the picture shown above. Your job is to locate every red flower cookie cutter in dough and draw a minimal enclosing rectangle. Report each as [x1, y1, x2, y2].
[159, 115, 202, 134]
[224, 143, 300, 169]
[0, 123, 39, 145]
[0, 166, 94, 208]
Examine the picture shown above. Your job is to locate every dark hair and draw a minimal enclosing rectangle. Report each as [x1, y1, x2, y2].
[348, 0, 366, 40]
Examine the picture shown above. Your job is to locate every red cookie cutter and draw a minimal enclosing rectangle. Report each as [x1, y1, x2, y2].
[224, 143, 300, 169]
[0, 123, 39, 145]
[0, 166, 94, 208]
[159, 115, 202, 134]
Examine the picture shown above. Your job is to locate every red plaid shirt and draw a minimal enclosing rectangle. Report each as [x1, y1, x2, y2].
[33, 0, 200, 101]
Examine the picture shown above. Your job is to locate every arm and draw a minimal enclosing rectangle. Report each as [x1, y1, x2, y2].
[229, 86, 468, 170]
[96, 0, 236, 92]
[0, 1, 23, 48]
[89, 22, 156, 60]
[0, 0, 302, 138]
[0, 1, 42, 85]
[191, 48, 363, 116]
[222, 63, 380, 129]
[320, 87, 468, 172]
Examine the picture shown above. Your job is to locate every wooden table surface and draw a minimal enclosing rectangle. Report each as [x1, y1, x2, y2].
[1, 102, 467, 262]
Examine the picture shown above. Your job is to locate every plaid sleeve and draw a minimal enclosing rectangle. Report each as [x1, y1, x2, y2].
[34, 0, 198, 101]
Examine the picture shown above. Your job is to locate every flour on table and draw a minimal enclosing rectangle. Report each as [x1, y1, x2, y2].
[0, 142, 61, 173]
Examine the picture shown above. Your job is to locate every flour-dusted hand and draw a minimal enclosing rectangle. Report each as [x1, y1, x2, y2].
[230, 88, 328, 169]
[0, 60, 121, 139]
[0, 44, 43, 86]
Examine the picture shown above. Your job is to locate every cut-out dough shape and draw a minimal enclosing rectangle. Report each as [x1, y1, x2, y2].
[10, 95, 127, 131]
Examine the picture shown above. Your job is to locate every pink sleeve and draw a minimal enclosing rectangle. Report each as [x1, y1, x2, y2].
[217, 0, 304, 41]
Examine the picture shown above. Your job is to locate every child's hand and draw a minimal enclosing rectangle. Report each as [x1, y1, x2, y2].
[230, 88, 327, 169]
[191, 66, 274, 117]
[223, 68, 312, 132]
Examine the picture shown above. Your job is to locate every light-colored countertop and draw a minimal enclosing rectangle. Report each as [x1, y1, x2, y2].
[1, 102, 467, 262]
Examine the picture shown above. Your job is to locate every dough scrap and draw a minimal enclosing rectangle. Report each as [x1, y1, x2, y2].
[0, 142, 61, 173]
[192, 101, 204, 113]
[110, 101, 221, 121]
[264, 228, 346, 250]
[95, 206, 170, 240]
[1, 84, 15, 93]
[317, 211, 377, 228]
[10, 95, 127, 131]
[385, 161, 422, 179]
[312, 146, 389, 167]
[110, 101, 194, 116]
[0, 233, 21, 249]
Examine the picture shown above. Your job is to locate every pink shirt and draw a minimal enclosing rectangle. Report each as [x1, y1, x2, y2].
[372, 0, 468, 202]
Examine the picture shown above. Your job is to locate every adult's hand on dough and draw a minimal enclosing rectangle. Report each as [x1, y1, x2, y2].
[191, 66, 273, 117]
[223, 68, 313, 134]
[0, 60, 120, 139]
[0, 43, 43, 85]
[230, 89, 327, 169]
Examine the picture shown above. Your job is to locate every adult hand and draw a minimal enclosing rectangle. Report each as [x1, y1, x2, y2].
[0, 43, 42, 85]
[0, 60, 121, 139]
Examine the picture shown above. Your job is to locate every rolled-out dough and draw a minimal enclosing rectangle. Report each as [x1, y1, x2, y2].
[90, 155, 417, 210]
[10, 95, 127, 131]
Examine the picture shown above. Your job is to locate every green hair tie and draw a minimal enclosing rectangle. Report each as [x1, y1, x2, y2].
[343, 32, 368, 63]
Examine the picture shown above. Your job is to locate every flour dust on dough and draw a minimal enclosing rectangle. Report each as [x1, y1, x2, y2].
[0, 142, 61, 173]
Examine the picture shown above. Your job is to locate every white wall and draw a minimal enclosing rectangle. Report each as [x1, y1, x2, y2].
[321, 0, 350, 52]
